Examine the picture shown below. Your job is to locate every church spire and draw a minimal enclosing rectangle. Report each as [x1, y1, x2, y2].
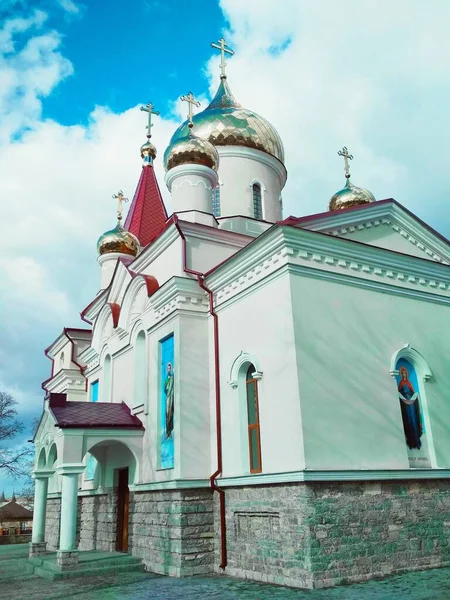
[124, 102, 168, 247]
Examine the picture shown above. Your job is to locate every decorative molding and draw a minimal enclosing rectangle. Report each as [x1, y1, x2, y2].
[302, 202, 450, 265]
[150, 276, 209, 322]
[44, 368, 86, 394]
[206, 226, 450, 310]
[172, 179, 213, 191]
[165, 163, 218, 191]
[390, 344, 433, 382]
[217, 468, 450, 487]
[129, 479, 210, 492]
[228, 351, 263, 388]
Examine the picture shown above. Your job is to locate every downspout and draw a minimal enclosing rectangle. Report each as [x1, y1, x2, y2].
[173, 214, 227, 570]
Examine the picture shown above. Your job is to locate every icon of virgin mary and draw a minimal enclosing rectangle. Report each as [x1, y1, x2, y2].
[398, 366, 422, 449]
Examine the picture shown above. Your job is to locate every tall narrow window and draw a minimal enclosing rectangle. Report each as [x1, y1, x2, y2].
[246, 364, 262, 473]
[212, 188, 221, 217]
[91, 380, 99, 402]
[252, 183, 262, 219]
[103, 355, 111, 402]
[133, 331, 147, 409]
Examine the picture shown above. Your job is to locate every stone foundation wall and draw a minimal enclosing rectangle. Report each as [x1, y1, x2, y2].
[129, 488, 214, 576]
[45, 498, 61, 551]
[216, 479, 450, 589]
[79, 492, 117, 552]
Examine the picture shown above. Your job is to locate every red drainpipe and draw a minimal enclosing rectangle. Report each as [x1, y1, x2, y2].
[173, 215, 227, 570]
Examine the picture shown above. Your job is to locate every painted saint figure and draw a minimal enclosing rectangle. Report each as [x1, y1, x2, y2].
[164, 362, 174, 438]
[398, 366, 422, 449]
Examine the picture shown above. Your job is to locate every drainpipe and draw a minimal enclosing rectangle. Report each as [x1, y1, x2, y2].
[173, 215, 227, 570]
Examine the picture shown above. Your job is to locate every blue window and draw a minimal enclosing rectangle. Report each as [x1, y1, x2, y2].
[91, 380, 99, 402]
[252, 183, 262, 219]
[86, 455, 96, 480]
[212, 188, 220, 217]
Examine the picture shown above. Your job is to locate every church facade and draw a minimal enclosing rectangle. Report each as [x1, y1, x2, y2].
[31, 40, 450, 589]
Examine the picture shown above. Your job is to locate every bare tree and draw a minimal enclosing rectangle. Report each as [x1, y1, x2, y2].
[0, 392, 33, 477]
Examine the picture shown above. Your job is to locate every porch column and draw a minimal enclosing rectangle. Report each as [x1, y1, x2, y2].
[56, 464, 84, 569]
[29, 469, 53, 558]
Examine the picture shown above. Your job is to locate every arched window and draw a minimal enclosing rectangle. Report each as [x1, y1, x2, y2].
[85, 454, 97, 481]
[391, 345, 435, 469]
[252, 183, 262, 220]
[246, 364, 262, 473]
[133, 331, 147, 410]
[103, 355, 112, 402]
[212, 188, 221, 217]
[59, 352, 65, 369]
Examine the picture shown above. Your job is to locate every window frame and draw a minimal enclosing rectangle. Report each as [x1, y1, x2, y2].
[246, 366, 262, 474]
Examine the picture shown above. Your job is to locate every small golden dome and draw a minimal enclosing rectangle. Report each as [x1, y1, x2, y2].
[329, 178, 375, 211]
[97, 223, 140, 257]
[140, 140, 157, 160]
[163, 134, 219, 172]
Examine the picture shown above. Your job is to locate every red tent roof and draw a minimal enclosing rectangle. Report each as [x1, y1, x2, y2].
[124, 164, 168, 247]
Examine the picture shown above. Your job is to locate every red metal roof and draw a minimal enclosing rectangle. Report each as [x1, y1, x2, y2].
[124, 164, 168, 247]
[49, 395, 143, 429]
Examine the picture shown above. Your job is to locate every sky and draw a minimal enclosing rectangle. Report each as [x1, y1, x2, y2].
[1, 0, 450, 494]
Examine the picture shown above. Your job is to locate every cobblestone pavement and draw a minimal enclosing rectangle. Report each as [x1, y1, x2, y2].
[2, 546, 450, 600]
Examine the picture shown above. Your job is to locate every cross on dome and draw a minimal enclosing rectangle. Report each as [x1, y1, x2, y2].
[211, 37, 234, 79]
[180, 92, 200, 130]
[140, 102, 160, 139]
[338, 146, 353, 179]
[112, 190, 128, 223]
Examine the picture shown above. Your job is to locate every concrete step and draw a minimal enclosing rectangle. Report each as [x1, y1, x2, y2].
[34, 560, 145, 581]
[42, 553, 143, 572]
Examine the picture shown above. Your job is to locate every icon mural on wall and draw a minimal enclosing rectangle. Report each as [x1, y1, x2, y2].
[160, 334, 174, 469]
[395, 358, 423, 450]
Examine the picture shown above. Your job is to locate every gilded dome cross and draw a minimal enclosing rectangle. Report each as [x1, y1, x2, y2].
[211, 37, 234, 79]
[113, 190, 128, 223]
[140, 102, 160, 138]
[180, 92, 201, 129]
[338, 146, 353, 179]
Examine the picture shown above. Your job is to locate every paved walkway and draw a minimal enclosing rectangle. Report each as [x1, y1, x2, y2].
[1, 545, 450, 600]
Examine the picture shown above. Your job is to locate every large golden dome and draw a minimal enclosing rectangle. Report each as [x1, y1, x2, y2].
[164, 133, 219, 172]
[166, 78, 284, 163]
[329, 177, 375, 211]
[97, 223, 140, 257]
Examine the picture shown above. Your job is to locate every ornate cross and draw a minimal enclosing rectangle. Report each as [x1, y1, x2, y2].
[180, 91, 200, 128]
[338, 146, 353, 179]
[211, 37, 234, 79]
[113, 190, 128, 223]
[140, 102, 160, 137]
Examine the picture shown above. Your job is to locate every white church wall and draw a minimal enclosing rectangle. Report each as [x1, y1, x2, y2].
[110, 349, 133, 406]
[217, 149, 284, 222]
[139, 235, 185, 283]
[290, 273, 450, 470]
[216, 272, 305, 478]
[185, 234, 247, 275]
[178, 313, 211, 478]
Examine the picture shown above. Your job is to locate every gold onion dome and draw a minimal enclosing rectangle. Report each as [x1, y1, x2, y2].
[97, 223, 140, 257]
[328, 177, 376, 211]
[164, 133, 219, 172]
[140, 139, 157, 160]
[166, 78, 284, 163]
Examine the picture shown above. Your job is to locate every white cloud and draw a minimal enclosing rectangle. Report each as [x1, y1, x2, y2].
[57, 0, 84, 16]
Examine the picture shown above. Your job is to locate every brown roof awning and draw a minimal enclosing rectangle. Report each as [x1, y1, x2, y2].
[49, 395, 143, 429]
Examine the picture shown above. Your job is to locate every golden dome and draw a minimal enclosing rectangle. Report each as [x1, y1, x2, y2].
[329, 178, 375, 211]
[97, 223, 140, 257]
[140, 139, 157, 160]
[166, 78, 284, 163]
[164, 133, 219, 172]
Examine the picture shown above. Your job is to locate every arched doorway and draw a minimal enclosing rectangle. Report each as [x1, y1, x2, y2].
[84, 441, 137, 553]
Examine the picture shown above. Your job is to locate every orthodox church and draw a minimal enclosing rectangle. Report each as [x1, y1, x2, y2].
[31, 39, 450, 589]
